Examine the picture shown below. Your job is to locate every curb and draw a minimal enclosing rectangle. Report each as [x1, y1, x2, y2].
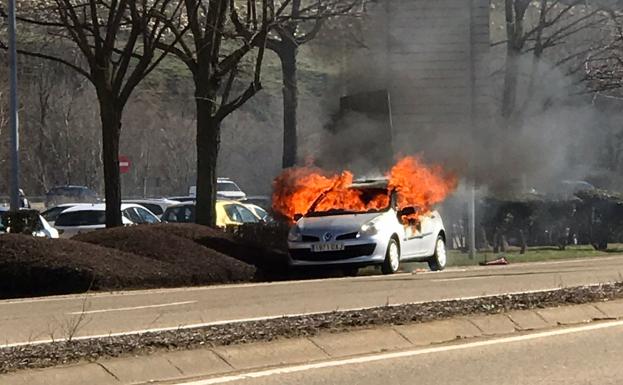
[2, 299, 623, 385]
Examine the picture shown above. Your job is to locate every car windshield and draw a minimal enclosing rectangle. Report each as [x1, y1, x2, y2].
[162, 205, 195, 223]
[55, 210, 106, 226]
[41, 206, 68, 222]
[217, 182, 241, 192]
[308, 187, 391, 217]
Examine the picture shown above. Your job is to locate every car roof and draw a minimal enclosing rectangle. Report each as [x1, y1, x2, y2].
[164, 200, 239, 210]
[60, 203, 147, 213]
[124, 198, 180, 204]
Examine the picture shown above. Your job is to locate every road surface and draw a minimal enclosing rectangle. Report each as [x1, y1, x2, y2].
[185, 320, 623, 385]
[2, 255, 623, 346]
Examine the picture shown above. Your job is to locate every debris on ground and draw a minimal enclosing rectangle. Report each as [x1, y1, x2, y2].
[479, 257, 510, 266]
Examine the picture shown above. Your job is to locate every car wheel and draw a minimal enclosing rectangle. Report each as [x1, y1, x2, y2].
[341, 267, 359, 277]
[428, 235, 447, 271]
[382, 238, 400, 275]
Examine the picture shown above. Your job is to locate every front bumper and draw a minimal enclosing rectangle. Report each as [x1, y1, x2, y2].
[288, 235, 387, 267]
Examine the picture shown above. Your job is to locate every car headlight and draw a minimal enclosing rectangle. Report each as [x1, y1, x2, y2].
[288, 225, 303, 242]
[360, 220, 379, 236]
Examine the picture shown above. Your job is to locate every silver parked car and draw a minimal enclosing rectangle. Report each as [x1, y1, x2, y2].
[287, 179, 447, 275]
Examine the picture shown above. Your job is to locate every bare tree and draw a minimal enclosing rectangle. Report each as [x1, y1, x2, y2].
[234, 0, 362, 168]
[159, 0, 291, 226]
[2, 0, 184, 226]
[498, 0, 615, 122]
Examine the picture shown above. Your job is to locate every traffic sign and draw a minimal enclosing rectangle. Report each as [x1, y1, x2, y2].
[119, 155, 131, 174]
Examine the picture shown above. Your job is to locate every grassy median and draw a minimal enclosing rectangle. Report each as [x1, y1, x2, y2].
[447, 244, 623, 267]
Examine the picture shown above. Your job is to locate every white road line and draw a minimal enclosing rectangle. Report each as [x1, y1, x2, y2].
[2, 283, 612, 348]
[175, 319, 623, 385]
[65, 300, 197, 315]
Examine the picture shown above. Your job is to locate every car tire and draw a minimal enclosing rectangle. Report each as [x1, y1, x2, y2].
[428, 235, 447, 271]
[382, 238, 400, 275]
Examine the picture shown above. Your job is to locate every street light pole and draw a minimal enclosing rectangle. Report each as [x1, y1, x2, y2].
[8, 0, 20, 211]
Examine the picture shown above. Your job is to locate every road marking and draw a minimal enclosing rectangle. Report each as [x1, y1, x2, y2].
[65, 300, 197, 315]
[2, 283, 614, 348]
[175, 319, 623, 385]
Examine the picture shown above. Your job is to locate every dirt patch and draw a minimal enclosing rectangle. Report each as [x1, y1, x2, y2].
[73, 225, 256, 284]
[1, 282, 622, 373]
[0, 234, 170, 298]
[1, 225, 256, 299]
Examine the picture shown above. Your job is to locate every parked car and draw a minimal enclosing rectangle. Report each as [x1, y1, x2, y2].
[0, 207, 59, 238]
[123, 198, 180, 218]
[161, 200, 262, 227]
[244, 203, 272, 222]
[287, 179, 447, 275]
[240, 195, 271, 211]
[45, 185, 99, 208]
[54, 203, 160, 238]
[188, 178, 246, 200]
[166, 195, 196, 203]
[41, 203, 87, 225]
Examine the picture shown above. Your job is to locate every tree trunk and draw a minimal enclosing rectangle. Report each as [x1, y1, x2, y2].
[279, 43, 298, 169]
[502, 44, 520, 120]
[195, 93, 220, 227]
[99, 98, 123, 228]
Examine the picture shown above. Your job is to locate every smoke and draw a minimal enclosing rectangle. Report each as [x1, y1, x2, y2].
[300, 0, 623, 195]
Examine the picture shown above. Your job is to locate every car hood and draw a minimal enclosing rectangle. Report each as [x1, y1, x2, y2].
[298, 212, 383, 233]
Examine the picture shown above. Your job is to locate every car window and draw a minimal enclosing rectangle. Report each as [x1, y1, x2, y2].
[140, 203, 163, 216]
[41, 206, 65, 222]
[224, 204, 243, 222]
[217, 182, 241, 192]
[254, 206, 268, 220]
[123, 208, 145, 224]
[235, 204, 260, 223]
[55, 211, 106, 226]
[135, 207, 159, 223]
[163, 206, 194, 223]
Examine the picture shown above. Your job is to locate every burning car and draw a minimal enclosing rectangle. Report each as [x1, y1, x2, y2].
[287, 179, 447, 274]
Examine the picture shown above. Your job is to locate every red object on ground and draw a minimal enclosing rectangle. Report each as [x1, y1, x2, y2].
[119, 155, 131, 174]
[479, 257, 509, 266]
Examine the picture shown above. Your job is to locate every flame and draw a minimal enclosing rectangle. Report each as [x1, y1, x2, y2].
[272, 156, 457, 223]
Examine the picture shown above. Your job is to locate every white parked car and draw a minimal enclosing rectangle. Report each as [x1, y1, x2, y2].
[54, 203, 160, 238]
[41, 203, 89, 226]
[123, 198, 180, 218]
[287, 179, 447, 275]
[188, 178, 246, 200]
[0, 207, 59, 238]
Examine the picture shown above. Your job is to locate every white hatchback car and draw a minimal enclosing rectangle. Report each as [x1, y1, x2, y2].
[287, 179, 447, 274]
[54, 203, 160, 238]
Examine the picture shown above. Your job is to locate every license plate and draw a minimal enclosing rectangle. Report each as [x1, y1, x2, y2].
[311, 243, 345, 252]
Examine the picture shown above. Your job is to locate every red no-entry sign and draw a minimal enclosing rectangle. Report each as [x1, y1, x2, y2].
[119, 155, 131, 174]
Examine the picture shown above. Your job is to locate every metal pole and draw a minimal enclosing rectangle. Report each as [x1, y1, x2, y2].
[468, 181, 476, 259]
[8, 0, 20, 211]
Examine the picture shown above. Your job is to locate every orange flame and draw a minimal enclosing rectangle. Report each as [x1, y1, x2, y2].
[272, 156, 457, 223]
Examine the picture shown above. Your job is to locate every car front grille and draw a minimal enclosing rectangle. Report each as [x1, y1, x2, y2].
[302, 235, 320, 242]
[336, 232, 359, 240]
[289, 243, 377, 261]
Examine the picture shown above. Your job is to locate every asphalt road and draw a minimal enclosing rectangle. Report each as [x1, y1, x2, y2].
[194, 321, 623, 385]
[2, 255, 623, 346]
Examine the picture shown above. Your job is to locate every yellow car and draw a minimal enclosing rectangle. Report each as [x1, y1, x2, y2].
[161, 200, 262, 227]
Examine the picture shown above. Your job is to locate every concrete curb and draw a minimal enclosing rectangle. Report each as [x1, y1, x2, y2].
[3, 299, 623, 385]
